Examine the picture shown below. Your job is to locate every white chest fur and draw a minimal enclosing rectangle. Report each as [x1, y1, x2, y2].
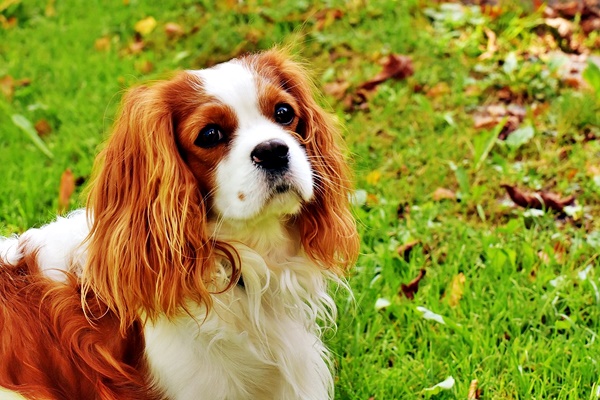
[143, 227, 337, 400]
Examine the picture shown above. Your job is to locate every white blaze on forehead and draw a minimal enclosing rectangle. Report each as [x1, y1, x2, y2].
[189, 61, 261, 127]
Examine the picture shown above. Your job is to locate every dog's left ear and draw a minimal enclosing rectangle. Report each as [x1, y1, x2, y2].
[251, 50, 360, 274]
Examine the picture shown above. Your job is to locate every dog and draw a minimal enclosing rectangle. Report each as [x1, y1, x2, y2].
[0, 50, 359, 400]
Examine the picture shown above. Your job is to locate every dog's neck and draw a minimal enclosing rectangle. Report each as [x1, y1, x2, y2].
[208, 215, 301, 263]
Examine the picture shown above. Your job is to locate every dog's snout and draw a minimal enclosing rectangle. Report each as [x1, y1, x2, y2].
[251, 139, 289, 171]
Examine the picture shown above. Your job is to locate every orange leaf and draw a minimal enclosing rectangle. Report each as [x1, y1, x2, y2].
[432, 187, 456, 201]
[58, 169, 75, 214]
[34, 119, 52, 137]
[358, 54, 414, 92]
[165, 22, 184, 38]
[94, 37, 111, 51]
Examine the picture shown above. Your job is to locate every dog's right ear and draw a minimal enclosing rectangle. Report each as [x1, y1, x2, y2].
[83, 77, 228, 332]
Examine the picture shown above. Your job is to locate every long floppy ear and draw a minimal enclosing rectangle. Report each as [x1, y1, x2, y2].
[252, 50, 360, 274]
[83, 77, 232, 332]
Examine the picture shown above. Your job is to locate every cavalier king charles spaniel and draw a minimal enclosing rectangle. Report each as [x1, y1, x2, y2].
[0, 50, 358, 400]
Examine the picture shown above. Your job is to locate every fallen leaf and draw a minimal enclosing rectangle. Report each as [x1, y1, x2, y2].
[552, 0, 582, 18]
[472, 103, 526, 139]
[397, 240, 420, 261]
[375, 298, 391, 311]
[94, 36, 111, 51]
[433, 187, 456, 201]
[358, 54, 414, 92]
[447, 273, 465, 307]
[58, 169, 75, 214]
[323, 80, 350, 100]
[479, 27, 498, 60]
[425, 81, 450, 98]
[134, 16, 157, 36]
[34, 119, 52, 137]
[45, 0, 55, 17]
[0, 75, 30, 100]
[0, 75, 14, 99]
[165, 22, 184, 38]
[135, 60, 154, 74]
[400, 269, 426, 300]
[423, 376, 455, 394]
[416, 306, 445, 325]
[0, 15, 18, 29]
[128, 39, 145, 54]
[314, 8, 343, 31]
[545, 17, 573, 38]
[501, 184, 576, 213]
[365, 170, 382, 185]
[467, 379, 481, 400]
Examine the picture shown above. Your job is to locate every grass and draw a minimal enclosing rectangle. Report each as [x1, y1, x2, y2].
[2, 0, 600, 398]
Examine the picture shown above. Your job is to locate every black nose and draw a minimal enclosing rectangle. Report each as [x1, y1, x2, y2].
[251, 139, 289, 171]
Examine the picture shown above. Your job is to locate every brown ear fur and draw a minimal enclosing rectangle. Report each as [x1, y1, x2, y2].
[249, 50, 360, 274]
[83, 77, 236, 332]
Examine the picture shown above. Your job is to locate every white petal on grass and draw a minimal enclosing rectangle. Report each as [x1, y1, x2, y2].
[579, 265, 593, 281]
[523, 208, 545, 218]
[416, 306, 445, 325]
[550, 276, 566, 287]
[423, 376, 455, 394]
[375, 298, 391, 311]
[350, 190, 367, 206]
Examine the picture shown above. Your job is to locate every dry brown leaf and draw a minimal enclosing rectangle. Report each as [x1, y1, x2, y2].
[397, 240, 420, 262]
[323, 80, 350, 100]
[472, 103, 526, 139]
[0, 75, 14, 99]
[0, 75, 30, 100]
[545, 17, 574, 38]
[58, 169, 75, 214]
[432, 187, 456, 201]
[94, 37, 111, 51]
[582, 17, 600, 34]
[479, 27, 498, 60]
[0, 15, 17, 29]
[467, 379, 481, 400]
[165, 22, 184, 38]
[399, 268, 426, 300]
[314, 8, 343, 31]
[128, 39, 145, 54]
[358, 54, 414, 92]
[425, 82, 450, 98]
[552, 1, 582, 18]
[501, 184, 576, 213]
[34, 119, 52, 137]
[135, 60, 154, 74]
[447, 273, 466, 307]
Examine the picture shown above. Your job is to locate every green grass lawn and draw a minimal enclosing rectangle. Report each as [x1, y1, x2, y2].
[2, 0, 600, 398]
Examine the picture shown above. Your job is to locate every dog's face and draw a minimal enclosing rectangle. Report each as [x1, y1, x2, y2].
[85, 50, 359, 328]
[176, 60, 314, 221]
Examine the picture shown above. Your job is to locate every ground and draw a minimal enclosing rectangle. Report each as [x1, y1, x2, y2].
[1, 1, 600, 398]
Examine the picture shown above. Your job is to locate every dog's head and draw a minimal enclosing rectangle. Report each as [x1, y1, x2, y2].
[84, 50, 359, 329]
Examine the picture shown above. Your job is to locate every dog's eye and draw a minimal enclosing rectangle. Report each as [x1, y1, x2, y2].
[274, 103, 295, 126]
[195, 125, 224, 148]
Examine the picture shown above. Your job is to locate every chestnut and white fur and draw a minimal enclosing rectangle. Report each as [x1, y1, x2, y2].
[0, 50, 358, 400]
